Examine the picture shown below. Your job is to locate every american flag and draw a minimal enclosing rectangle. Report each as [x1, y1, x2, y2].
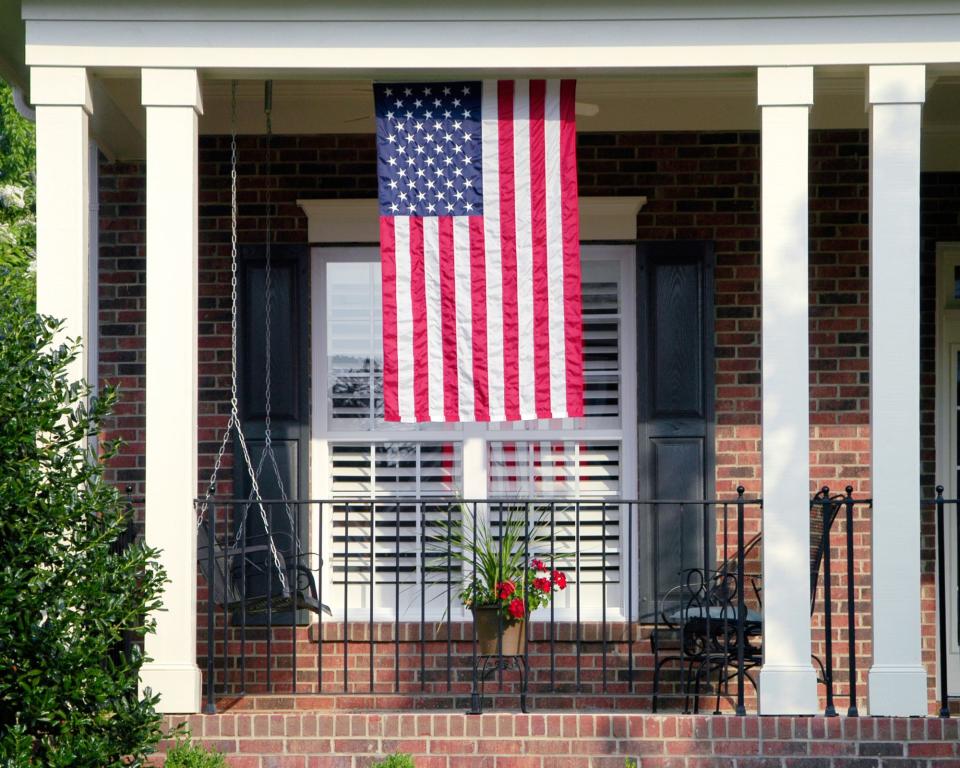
[375, 80, 583, 423]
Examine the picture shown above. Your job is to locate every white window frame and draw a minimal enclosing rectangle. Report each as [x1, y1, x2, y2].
[304, 198, 644, 623]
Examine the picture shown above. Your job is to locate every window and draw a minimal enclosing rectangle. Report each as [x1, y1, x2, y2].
[313, 245, 636, 620]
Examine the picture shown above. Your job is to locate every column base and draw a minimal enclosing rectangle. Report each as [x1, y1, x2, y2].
[758, 665, 819, 714]
[140, 662, 202, 714]
[868, 664, 928, 716]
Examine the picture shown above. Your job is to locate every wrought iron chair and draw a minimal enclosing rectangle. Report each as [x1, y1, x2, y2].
[651, 489, 842, 712]
[650, 566, 762, 713]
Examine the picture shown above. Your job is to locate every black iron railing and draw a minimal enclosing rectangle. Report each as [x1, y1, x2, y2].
[195, 487, 869, 715]
[934, 487, 959, 718]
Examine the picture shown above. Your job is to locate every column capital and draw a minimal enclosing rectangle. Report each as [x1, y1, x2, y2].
[757, 66, 814, 108]
[30, 67, 92, 114]
[867, 64, 926, 106]
[141, 68, 203, 114]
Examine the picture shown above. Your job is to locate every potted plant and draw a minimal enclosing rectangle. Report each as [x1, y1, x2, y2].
[434, 505, 568, 656]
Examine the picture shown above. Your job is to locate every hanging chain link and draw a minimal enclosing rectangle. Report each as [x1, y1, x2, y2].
[262, 81, 273, 449]
[197, 80, 289, 597]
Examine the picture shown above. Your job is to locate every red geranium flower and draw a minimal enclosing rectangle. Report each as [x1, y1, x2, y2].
[552, 570, 567, 590]
[496, 581, 516, 599]
[508, 598, 526, 619]
[533, 577, 552, 593]
[530, 558, 546, 572]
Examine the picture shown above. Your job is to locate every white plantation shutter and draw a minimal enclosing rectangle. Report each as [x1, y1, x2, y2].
[328, 442, 462, 619]
[487, 441, 622, 616]
[582, 260, 621, 422]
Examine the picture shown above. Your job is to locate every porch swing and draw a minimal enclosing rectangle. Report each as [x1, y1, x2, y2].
[195, 81, 330, 618]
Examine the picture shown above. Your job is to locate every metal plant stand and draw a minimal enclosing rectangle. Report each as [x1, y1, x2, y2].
[473, 653, 529, 714]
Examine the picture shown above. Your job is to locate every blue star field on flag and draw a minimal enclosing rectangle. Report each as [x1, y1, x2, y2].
[374, 82, 484, 218]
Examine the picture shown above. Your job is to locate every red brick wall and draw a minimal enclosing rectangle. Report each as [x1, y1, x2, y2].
[96, 132, 957, 714]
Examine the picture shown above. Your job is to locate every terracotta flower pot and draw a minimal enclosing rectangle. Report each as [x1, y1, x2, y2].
[472, 606, 527, 656]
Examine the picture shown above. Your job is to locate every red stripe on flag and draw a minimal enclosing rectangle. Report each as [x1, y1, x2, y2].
[469, 217, 490, 421]
[528, 79, 552, 419]
[559, 79, 584, 417]
[409, 216, 430, 422]
[498, 80, 521, 422]
[438, 216, 459, 421]
[380, 217, 399, 421]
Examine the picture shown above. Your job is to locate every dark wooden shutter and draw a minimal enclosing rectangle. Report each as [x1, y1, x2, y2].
[636, 241, 715, 613]
[234, 244, 310, 622]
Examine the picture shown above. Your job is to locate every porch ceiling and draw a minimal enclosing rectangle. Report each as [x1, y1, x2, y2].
[86, 70, 960, 170]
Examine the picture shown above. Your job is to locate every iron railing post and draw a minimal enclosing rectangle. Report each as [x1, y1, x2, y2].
[735, 485, 746, 716]
[821, 488, 836, 716]
[575, 500, 582, 694]
[651, 503, 659, 712]
[204, 501, 217, 714]
[369, 501, 375, 693]
[420, 501, 426, 693]
[521, 501, 530, 713]
[844, 487, 858, 716]
[446, 501, 453, 692]
[550, 500, 556, 692]
[240, 500, 247, 694]
[394, 500, 401, 694]
[627, 502, 634, 695]
[469, 501, 481, 714]
[601, 500, 608, 694]
[317, 502, 323, 694]
[343, 502, 349, 693]
[936, 486, 951, 717]
[291, 503, 298, 695]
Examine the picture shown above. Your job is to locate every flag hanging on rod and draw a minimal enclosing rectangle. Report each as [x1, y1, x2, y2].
[375, 80, 583, 423]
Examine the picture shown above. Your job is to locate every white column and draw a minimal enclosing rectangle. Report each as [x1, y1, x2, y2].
[139, 68, 203, 714]
[31, 67, 92, 384]
[867, 64, 928, 717]
[757, 66, 820, 715]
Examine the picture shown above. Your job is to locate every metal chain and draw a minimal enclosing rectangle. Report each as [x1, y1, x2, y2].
[196, 80, 289, 596]
[263, 81, 273, 449]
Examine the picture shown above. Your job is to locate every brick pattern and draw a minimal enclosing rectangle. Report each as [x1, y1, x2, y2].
[97, 130, 877, 503]
[95, 133, 960, 717]
[156, 712, 960, 767]
[202, 620, 748, 713]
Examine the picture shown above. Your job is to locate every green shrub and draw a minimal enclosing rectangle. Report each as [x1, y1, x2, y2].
[164, 737, 227, 768]
[0, 280, 168, 766]
[371, 754, 415, 768]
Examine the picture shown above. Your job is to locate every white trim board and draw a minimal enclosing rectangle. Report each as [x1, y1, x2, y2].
[298, 197, 647, 245]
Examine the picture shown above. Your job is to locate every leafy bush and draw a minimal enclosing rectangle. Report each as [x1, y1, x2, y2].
[370, 753, 415, 768]
[0, 281, 168, 766]
[164, 737, 227, 768]
[0, 80, 37, 308]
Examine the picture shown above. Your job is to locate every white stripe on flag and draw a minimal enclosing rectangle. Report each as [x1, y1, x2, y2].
[453, 216, 475, 421]
[481, 80, 506, 422]
[394, 217, 415, 422]
[512, 80, 536, 420]
[423, 216, 444, 421]
[544, 80, 568, 417]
